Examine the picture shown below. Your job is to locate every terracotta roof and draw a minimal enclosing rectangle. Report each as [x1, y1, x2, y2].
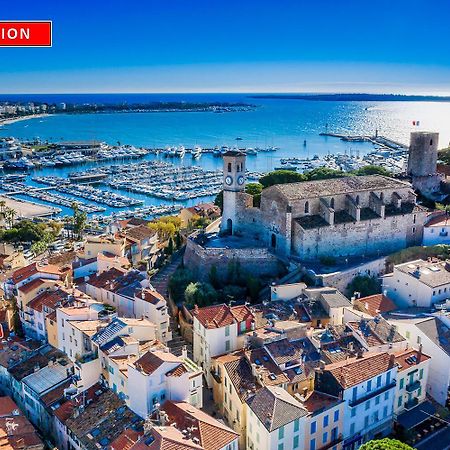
[324, 352, 396, 389]
[347, 318, 405, 347]
[394, 348, 431, 372]
[166, 365, 188, 377]
[27, 288, 67, 313]
[131, 426, 202, 450]
[355, 294, 397, 317]
[17, 278, 46, 294]
[11, 262, 64, 284]
[133, 350, 181, 376]
[193, 304, 254, 329]
[0, 397, 19, 417]
[298, 390, 341, 414]
[425, 214, 450, 227]
[265, 338, 304, 365]
[111, 429, 143, 450]
[246, 386, 308, 432]
[86, 267, 128, 289]
[244, 348, 289, 386]
[135, 288, 165, 305]
[124, 225, 157, 242]
[40, 379, 72, 407]
[162, 401, 238, 450]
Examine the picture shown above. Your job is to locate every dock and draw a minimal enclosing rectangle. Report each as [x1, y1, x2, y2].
[319, 132, 408, 151]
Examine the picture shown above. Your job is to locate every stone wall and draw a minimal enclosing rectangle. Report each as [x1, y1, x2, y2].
[183, 239, 282, 281]
[292, 210, 426, 261]
[314, 256, 388, 293]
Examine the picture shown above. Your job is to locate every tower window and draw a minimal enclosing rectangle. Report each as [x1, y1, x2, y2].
[304, 201, 309, 214]
[228, 162, 232, 173]
[430, 139, 433, 146]
[330, 198, 335, 209]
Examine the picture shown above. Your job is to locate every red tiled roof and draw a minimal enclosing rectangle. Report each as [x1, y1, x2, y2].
[11, 262, 64, 285]
[299, 390, 340, 414]
[162, 401, 238, 450]
[17, 278, 46, 294]
[325, 352, 396, 389]
[425, 214, 450, 227]
[111, 429, 143, 450]
[166, 365, 188, 377]
[27, 288, 67, 313]
[356, 294, 397, 317]
[123, 225, 157, 242]
[135, 288, 165, 305]
[86, 267, 129, 290]
[394, 348, 431, 372]
[193, 304, 254, 329]
[0, 397, 20, 417]
[134, 351, 181, 376]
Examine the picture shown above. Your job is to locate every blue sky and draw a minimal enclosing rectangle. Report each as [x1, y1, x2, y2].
[2, 0, 450, 93]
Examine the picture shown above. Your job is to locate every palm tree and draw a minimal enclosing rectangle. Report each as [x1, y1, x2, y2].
[4, 207, 16, 228]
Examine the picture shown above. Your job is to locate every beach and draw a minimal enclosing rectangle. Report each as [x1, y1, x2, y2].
[0, 195, 59, 218]
[0, 113, 49, 127]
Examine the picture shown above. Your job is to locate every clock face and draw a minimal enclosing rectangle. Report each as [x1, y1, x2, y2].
[225, 176, 233, 186]
[237, 176, 245, 185]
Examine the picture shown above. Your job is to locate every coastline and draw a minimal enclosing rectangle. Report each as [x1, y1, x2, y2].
[0, 113, 50, 128]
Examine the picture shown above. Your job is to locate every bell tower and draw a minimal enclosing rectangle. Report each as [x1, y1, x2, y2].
[221, 150, 246, 235]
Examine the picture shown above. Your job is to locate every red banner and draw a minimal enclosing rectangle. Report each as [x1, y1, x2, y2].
[0, 21, 52, 47]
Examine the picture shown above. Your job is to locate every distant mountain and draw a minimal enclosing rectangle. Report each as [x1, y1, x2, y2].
[250, 93, 450, 102]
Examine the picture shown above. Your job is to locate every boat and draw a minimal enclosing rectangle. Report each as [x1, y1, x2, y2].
[175, 145, 186, 158]
[245, 148, 257, 156]
[192, 145, 202, 159]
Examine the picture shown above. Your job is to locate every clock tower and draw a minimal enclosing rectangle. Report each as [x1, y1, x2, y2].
[221, 150, 246, 235]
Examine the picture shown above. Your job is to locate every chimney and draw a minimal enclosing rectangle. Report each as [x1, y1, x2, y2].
[356, 349, 364, 359]
[265, 413, 272, 429]
[417, 344, 422, 364]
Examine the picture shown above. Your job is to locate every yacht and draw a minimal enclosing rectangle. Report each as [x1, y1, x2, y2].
[192, 145, 202, 159]
[175, 145, 186, 158]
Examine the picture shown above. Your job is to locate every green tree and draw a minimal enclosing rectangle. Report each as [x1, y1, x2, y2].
[168, 267, 195, 303]
[208, 265, 220, 289]
[166, 236, 174, 255]
[246, 275, 261, 302]
[184, 282, 218, 308]
[305, 167, 346, 181]
[352, 165, 392, 177]
[72, 202, 87, 240]
[346, 275, 381, 298]
[359, 438, 413, 450]
[245, 182, 263, 207]
[259, 170, 306, 188]
[3, 207, 17, 228]
[214, 190, 223, 212]
[10, 297, 24, 338]
[175, 231, 182, 249]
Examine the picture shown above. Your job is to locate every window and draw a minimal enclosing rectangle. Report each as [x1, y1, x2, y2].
[225, 340, 230, 351]
[331, 427, 338, 440]
[383, 406, 388, 418]
[330, 198, 335, 209]
[228, 162, 232, 173]
[310, 439, 316, 450]
[352, 387, 357, 401]
[310, 421, 316, 434]
[418, 387, 422, 397]
[419, 368, 424, 380]
[367, 380, 372, 392]
[364, 416, 369, 427]
[293, 435, 299, 449]
[278, 444, 284, 450]
[278, 426, 284, 439]
[323, 431, 328, 444]
[323, 415, 329, 427]
[350, 407, 356, 418]
[305, 201, 309, 214]
[384, 391, 389, 400]
[333, 410, 339, 422]
[109, 366, 114, 374]
[375, 396, 380, 405]
[386, 371, 391, 385]
[400, 378, 404, 389]
[377, 375, 382, 387]
[365, 400, 370, 411]
[225, 326, 230, 337]
[294, 419, 299, 432]
[398, 397, 402, 407]
[350, 423, 355, 435]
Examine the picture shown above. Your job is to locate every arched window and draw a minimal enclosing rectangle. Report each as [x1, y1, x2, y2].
[227, 218, 233, 234]
[330, 198, 335, 209]
[430, 139, 433, 146]
[304, 201, 309, 214]
[355, 195, 360, 205]
[228, 162, 232, 173]
[380, 192, 384, 202]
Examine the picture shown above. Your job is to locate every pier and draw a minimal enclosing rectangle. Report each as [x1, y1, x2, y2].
[319, 132, 408, 151]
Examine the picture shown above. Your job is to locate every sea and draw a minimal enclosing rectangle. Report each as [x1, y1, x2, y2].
[1, 93, 450, 217]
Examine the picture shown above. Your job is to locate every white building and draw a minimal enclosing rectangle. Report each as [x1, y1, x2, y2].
[423, 213, 450, 246]
[192, 303, 255, 386]
[393, 348, 430, 414]
[246, 385, 308, 450]
[127, 349, 203, 419]
[385, 313, 450, 405]
[316, 352, 398, 450]
[383, 259, 450, 308]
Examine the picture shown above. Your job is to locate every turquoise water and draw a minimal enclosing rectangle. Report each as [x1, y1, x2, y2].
[1, 94, 450, 216]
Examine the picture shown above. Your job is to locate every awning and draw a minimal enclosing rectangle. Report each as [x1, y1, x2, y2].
[397, 400, 437, 429]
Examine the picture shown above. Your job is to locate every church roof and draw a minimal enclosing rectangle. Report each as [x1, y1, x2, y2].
[265, 175, 410, 201]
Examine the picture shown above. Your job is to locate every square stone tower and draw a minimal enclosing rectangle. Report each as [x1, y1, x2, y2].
[407, 131, 439, 177]
[221, 150, 246, 235]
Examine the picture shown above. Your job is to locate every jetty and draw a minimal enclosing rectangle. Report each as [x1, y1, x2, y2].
[319, 132, 408, 151]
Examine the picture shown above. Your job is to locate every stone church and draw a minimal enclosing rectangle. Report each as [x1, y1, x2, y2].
[220, 150, 427, 261]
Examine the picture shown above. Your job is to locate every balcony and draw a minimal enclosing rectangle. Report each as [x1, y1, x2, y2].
[319, 434, 344, 450]
[349, 381, 397, 407]
[404, 397, 419, 410]
[405, 380, 421, 393]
